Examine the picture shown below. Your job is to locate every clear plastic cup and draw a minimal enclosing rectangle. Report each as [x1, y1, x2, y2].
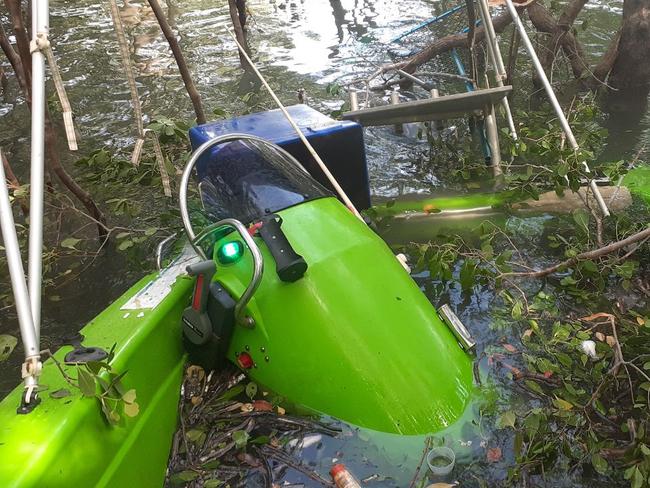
[426, 446, 456, 476]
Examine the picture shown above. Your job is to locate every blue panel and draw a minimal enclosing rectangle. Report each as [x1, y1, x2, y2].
[189, 104, 371, 210]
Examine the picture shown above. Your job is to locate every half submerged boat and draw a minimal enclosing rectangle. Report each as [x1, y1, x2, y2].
[0, 105, 476, 486]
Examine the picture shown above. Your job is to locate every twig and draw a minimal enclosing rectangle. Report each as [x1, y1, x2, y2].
[262, 445, 333, 486]
[500, 226, 650, 278]
[408, 435, 432, 488]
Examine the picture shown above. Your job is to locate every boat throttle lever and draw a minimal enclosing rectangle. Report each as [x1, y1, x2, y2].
[258, 214, 307, 282]
[182, 260, 216, 345]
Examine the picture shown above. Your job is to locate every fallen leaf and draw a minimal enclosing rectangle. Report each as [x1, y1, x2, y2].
[502, 362, 523, 379]
[496, 410, 516, 429]
[253, 400, 273, 412]
[637, 317, 646, 326]
[503, 343, 517, 353]
[579, 312, 614, 323]
[553, 397, 574, 411]
[595, 332, 605, 342]
[240, 403, 254, 413]
[50, 388, 71, 399]
[487, 447, 502, 462]
[276, 406, 286, 415]
[605, 335, 617, 347]
[423, 204, 440, 214]
[426, 483, 458, 488]
[543, 371, 553, 379]
[123, 401, 140, 417]
[522, 329, 533, 339]
[0, 335, 18, 362]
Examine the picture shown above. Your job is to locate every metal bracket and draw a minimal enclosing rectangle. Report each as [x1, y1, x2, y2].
[438, 304, 476, 352]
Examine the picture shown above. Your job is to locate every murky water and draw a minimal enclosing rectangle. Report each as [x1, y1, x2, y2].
[1, 0, 648, 485]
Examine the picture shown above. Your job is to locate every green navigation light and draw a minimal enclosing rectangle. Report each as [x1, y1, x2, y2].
[217, 240, 244, 264]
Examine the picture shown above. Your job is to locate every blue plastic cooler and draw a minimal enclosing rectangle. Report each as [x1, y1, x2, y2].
[189, 104, 371, 210]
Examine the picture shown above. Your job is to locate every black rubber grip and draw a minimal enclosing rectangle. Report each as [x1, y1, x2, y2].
[259, 215, 307, 282]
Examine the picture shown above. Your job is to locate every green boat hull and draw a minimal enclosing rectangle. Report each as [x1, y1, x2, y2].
[0, 196, 473, 486]
[0, 269, 193, 487]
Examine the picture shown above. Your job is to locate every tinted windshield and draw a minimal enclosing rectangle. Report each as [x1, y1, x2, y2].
[196, 138, 331, 224]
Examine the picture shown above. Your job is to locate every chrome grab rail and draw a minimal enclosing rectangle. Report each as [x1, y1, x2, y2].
[180, 134, 286, 328]
[155, 233, 177, 271]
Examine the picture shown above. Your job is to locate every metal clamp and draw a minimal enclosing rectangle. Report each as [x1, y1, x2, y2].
[438, 304, 476, 352]
[192, 219, 263, 328]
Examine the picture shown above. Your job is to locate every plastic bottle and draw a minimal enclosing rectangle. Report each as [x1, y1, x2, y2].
[330, 464, 361, 488]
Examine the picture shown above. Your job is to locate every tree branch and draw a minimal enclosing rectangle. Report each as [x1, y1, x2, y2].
[0, 21, 28, 96]
[146, 0, 206, 124]
[500, 226, 650, 279]
[399, 8, 525, 74]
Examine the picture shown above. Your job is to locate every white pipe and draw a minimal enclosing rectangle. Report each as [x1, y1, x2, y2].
[504, 0, 610, 217]
[0, 150, 40, 363]
[476, 0, 518, 140]
[28, 0, 49, 342]
[226, 29, 364, 221]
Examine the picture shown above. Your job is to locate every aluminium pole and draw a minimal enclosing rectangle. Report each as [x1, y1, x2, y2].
[475, 0, 518, 139]
[503, 0, 610, 217]
[28, 0, 49, 340]
[0, 150, 40, 400]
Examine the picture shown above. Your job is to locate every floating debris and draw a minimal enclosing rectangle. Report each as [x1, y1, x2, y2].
[166, 366, 341, 487]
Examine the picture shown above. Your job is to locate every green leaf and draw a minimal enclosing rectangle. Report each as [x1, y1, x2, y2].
[0, 335, 18, 362]
[117, 239, 134, 251]
[204, 479, 222, 488]
[245, 382, 258, 400]
[552, 397, 574, 411]
[525, 380, 544, 395]
[169, 471, 199, 485]
[49, 388, 72, 399]
[459, 260, 476, 292]
[77, 368, 96, 397]
[631, 466, 644, 488]
[61, 237, 81, 249]
[250, 435, 270, 445]
[186, 429, 206, 445]
[496, 410, 516, 429]
[232, 430, 250, 449]
[216, 384, 244, 402]
[511, 300, 524, 320]
[591, 453, 608, 474]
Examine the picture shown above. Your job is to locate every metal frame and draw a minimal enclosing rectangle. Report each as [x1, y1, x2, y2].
[475, 0, 518, 140]
[0, 0, 48, 407]
[0, 150, 41, 394]
[503, 0, 610, 217]
[28, 0, 48, 342]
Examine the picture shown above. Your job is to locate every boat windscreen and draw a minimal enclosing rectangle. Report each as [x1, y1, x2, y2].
[197, 138, 331, 225]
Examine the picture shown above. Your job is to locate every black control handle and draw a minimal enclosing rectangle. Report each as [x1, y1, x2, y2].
[182, 260, 217, 345]
[258, 215, 307, 283]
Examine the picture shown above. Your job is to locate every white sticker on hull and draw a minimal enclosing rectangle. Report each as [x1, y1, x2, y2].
[121, 245, 199, 311]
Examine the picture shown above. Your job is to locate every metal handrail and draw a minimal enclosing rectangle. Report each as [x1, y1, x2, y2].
[155, 233, 177, 271]
[179, 134, 294, 327]
[192, 219, 263, 328]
